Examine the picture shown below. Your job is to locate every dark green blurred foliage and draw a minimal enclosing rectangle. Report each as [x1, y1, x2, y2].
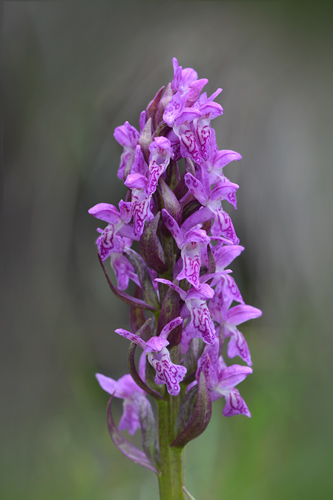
[2, 2, 333, 499]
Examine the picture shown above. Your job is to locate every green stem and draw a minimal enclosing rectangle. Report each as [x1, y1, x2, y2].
[157, 396, 184, 500]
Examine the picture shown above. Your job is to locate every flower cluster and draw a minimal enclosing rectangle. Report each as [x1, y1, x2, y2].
[90, 58, 261, 465]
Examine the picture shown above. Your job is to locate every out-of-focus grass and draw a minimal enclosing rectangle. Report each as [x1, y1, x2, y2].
[2, 325, 332, 500]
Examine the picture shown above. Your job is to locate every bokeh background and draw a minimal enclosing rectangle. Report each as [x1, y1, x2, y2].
[3, 2, 333, 499]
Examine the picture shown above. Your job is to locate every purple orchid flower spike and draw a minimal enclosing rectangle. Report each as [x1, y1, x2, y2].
[90, 58, 262, 497]
[114, 121, 140, 180]
[96, 373, 146, 435]
[161, 208, 210, 289]
[115, 317, 187, 396]
[197, 340, 252, 417]
[89, 200, 136, 261]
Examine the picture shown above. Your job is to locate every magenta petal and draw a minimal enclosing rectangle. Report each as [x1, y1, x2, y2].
[210, 180, 239, 202]
[124, 173, 147, 190]
[177, 251, 201, 289]
[227, 305, 262, 325]
[186, 78, 208, 106]
[148, 348, 187, 396]
[189, 301, 216, 345]
[118, 200, 132, 224]
[88, 203, 121, 224]
[119, 399, 141, 435]
[211, 209, 239, 244]
[227, 329, 252, 366]
[218, 365, 253, 391]
[155, 278, 187, 301]
[163, 92, 185, 127]
[159, 317, 183, 339]
[181, 206, 213, 231]
[96, 373, 118, 396]
[161, 209, 182, 246]
[114, 121, 140, 149]
[213, 244, 244, 270]
[223, 388, 251, 417]
[214, 149, 242, 168]
[144, 337, 169, 353]
[116, 374, 145, 397]
[184, 173, 209, 205]
[115, 328, 147, 350]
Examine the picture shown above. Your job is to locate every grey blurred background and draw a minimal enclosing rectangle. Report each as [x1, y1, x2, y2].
[2, 2, 333, 499]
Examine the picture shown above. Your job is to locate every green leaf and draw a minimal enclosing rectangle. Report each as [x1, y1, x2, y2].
[171, 372, 212, 449]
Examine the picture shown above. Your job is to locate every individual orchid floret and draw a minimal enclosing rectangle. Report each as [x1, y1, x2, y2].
[169, 89, 223, 164]
[163, 91, 202, 129]
[217, 304, 262, 366]
[162, 208, 210, 289]
[124, 173, 154, 237]
[96, 373, 146, 434]
[208, 244, 245, 313]
[197, 340, 252, 417]
[114, 121, 140, 180]
[89, 200, 136, 261]
[171, 57, 208, 106]
[193, 89, 223, 120]
[183, 173, 239, 244]
[146, 137, 173, 196]
[110, 243, 140, 290]
[156, 279, 216, 352]
[115, 318, 187, 396]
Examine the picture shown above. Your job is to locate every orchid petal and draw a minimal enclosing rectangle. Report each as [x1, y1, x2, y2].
[223, 388, 251, 417]
[227, 305, 262, 326]
[148, 348, 187, 396]
[115, 328, 147, 351]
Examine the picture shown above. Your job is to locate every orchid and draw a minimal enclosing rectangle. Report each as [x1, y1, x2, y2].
[89, 58, 262, 500]
[96, 373, 146, 435]
[196, 340, 252, 417]
[115, 317, 186, 396]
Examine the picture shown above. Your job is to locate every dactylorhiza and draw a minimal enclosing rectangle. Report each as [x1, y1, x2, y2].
[89, 58, 262, 500]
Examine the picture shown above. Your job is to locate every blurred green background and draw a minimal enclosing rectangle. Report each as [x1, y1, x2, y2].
[2, 2, 333, 499]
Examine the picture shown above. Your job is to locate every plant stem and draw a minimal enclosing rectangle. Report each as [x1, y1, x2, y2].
[157, 396, 184, 500]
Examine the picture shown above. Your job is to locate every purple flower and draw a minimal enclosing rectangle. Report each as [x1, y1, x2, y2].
[90, 58, 263, 462]
[115, 318, 187, 396]
[88, 201, 136, 261]
[171, 57, 208, 106]
[114, 121, 140, 180]
[183, 173, 239, 243]
[96, 373, 146, 434]
[146, 137, 173, 196]
[218, 304, 262, 366]
[156, 279, 216, 352]
[110, 250, 139, 290]
[124, 174, 154, 237]
[161, 209, 210, 289]
[197, 340, 252, 417]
